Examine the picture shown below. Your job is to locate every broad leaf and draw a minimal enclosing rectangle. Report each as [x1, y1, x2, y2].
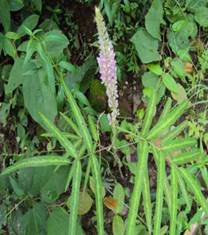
[112, 215, 125, 235]
[145, 0, 163, 39]
[131, 28, 160, 64]
[17, 14, 39, 36]
[47, 208, 68, 235]
[162, 73, 178, 93]
[22, 203, 47, 235]
[0, 0, 10, 32]
[23, 65, 57, 124]
[43, 30, 69, 57]
[5, 57, 34, 94]
[194, 7, 208, 27]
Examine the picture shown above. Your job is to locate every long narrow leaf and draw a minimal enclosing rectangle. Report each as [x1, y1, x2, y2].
[62, 79, 93, 152]
[147, 100, 189, 140]
[126, 141, 148, 235]
[161, 121, 188, 144]
[180, 168, 208, 214]
[170, 164, 178, 235]
[39, 113, 77, 158]
[69, 160, 82, 235]
[177, 172, 192, 211]
[60, 112, 82, 137]
[158, 98, 172, 122]
[62, 79, 104, 235]
[161, 138, 197, 152]
[153, 151, 165, 235]
[91, 155, 105, 235]
[141, 88, 156, 136]
[171, 149, 202, 165]
[143, 168, 152, 233]
[1, 156, 70, 176]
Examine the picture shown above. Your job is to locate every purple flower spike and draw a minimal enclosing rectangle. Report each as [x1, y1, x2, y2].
[95, 7, 119, 125]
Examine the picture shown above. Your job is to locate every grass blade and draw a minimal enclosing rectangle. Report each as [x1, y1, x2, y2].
[69, 160, 82, 235]
[170, 164, 178, 235]
[39, 113, 77, 158]
[126, 141, 148, 235]
[180, 168, 208, 214]
[1, 156, 70, 176]
[153, 151, 165, 235]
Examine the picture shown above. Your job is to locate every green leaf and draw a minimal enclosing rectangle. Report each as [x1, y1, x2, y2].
[47, 208, 68, 235]
[162, 73, 178, 93]
[69, 160, 82, 235]
[158, 98, 172, 122]
[171, 150, 203, 165]
[18, 166, 54, 195]
[180, 168, 208, 214]
[5, 31, 20, 40]
[170, 165, 178, 235]
[112, 215, 125, 235]
[131, 28, 160, 64]
[186, 0, 207, 11]
[78, 190, 93, 215]
[142, 72, 165, 104]
[0, 156, 70, 176]
[0, 102, 10, 125]
[39, 113, 77, 158]
[31, 0, 42, 12]
[23, 65, 57, 124]
[145, 0, 163, 39]
[0, 0, 10, 32]
[194, 7, 208, 27]
[143, 169, 152, 233]
[22, 203, 47, 235]
[147, 100, 189, 140]
[171, 58, 186, 80]
[9, 0, 24, 11]
[5, 57, 33, 94]
[41, 166, 69, 202]
[3, 38, 16, 59]
[171, 84, 188, 103]
[113, 183, 125, 214]
[147, 63, 163, 75]
[161, 120, 188, 144]
[142, 88, 156, 136]
[62, 79, 104, 235]
[160, 138, 197, 152]
[17, 14, 39, 36]
[126, 141, 149, 235]
[90, 155, 105, 235]
[9, 176, 25, 197]
[43, 30, 69, 57]
[167, 18, 197, 60]
[153, 151, 165, 235]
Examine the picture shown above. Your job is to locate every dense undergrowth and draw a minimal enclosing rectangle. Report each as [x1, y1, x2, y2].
[0, 0, 208, 234]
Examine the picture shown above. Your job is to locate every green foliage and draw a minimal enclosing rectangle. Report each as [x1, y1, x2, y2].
[1, 0, 208, 234]
[131, 28, 160, 64]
